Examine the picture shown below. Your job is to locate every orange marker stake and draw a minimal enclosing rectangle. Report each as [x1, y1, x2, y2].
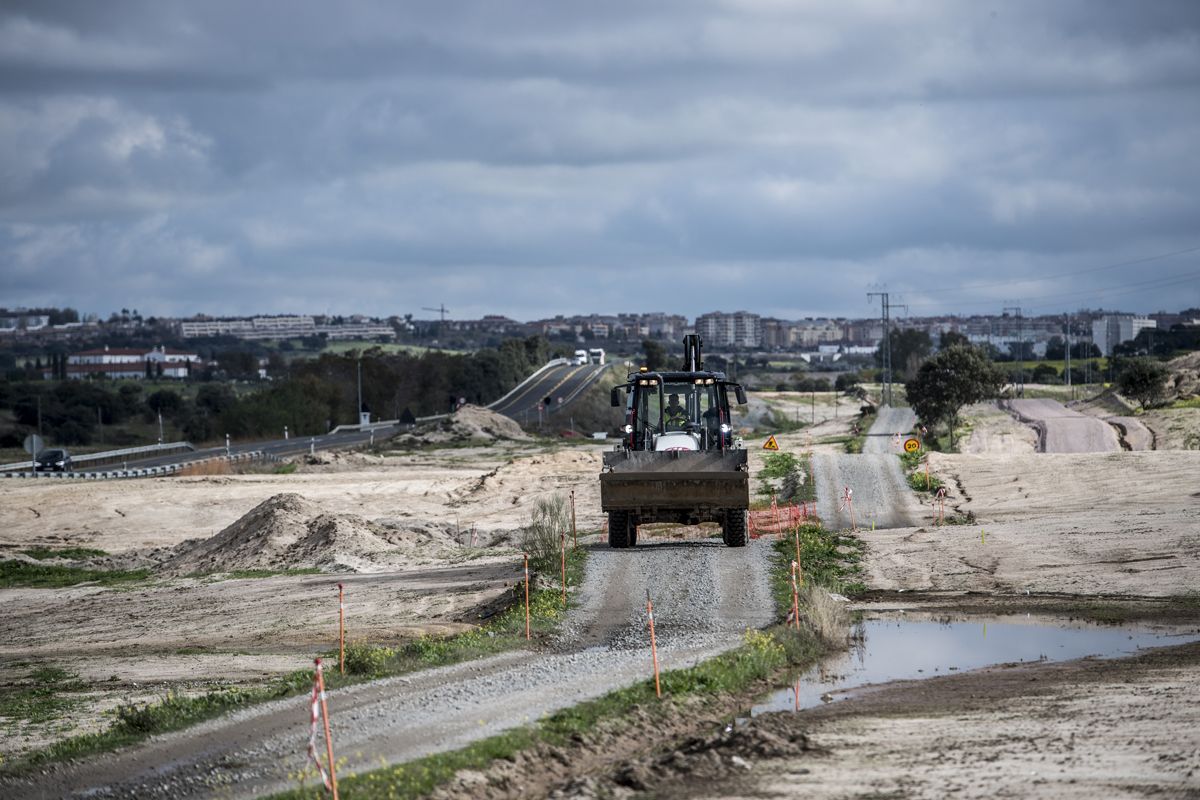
[790, 561, 800, 632]
[570, 490, 577, 549]
[337, 583, 345, 676]
[647, 592, 661, 698]
[315, 658, 340, 800]
[523, 553, 531, 640]
[794, 529, 801, 574]
[794, 677, 801, 712]
[560, 530, 567, 607]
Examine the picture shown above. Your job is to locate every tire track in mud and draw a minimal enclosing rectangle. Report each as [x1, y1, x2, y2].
[7, 539, 775, 799]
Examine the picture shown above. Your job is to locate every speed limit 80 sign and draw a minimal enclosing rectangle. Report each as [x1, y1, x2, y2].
[903, 437, 921, 453]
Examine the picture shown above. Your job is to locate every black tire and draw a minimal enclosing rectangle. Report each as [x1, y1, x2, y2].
[722, 509, 748, 548]
[608, 511, 632, 549]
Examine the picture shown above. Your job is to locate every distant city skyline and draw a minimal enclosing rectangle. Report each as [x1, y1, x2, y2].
[2, 2, 1198, 318]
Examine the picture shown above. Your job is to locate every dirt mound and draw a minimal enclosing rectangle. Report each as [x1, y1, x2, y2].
[159, 493, 458, 575]
[1166, 352, 1200, 399]
[402, 404, 531, 445]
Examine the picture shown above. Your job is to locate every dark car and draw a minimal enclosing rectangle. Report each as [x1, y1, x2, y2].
[35, 448, 72, 472]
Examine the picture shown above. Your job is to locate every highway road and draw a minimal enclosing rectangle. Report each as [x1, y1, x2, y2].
[18, 361, 612, 477]
[71, 427, 394, 474]
[489, 362, 611, 424]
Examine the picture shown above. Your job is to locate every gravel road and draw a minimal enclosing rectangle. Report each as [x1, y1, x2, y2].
[1004, 399, 1121, 453]
[6, 538, 774, 799]
[813, 407, 922, 530]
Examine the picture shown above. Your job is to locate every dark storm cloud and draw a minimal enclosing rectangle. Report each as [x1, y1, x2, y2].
[1, 1, 1198, 319]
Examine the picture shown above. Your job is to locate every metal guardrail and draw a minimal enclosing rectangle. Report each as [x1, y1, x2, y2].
[1, 449, 275, 480]
[0, 441, 195, 473]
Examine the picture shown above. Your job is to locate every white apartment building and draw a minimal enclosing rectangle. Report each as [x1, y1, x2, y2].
[1091, 315, 1156, 356]
[694, 311, 762, 348]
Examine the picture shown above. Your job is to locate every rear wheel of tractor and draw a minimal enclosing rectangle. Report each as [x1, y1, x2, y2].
[722, 509, 748, 548]
[608, 511, 632, 549]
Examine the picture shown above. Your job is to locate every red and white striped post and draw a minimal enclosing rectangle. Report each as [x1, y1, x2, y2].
[337, 583, 345, 676]
[523, 553, 531, 640]
[560, 530, 567, 607]
[570, 490, 577, 549]
[839, 486, 855, 531]
[308, 658, 339, 799]
[790, 561, 801, 632]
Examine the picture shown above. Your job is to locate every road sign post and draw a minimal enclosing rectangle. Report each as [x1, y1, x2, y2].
[23, 433, 43, 473]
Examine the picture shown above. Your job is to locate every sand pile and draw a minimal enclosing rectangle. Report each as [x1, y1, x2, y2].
[159, 493, 460, 575]
[1166, 352, 1200, 400]
[401, 404, 530, 445]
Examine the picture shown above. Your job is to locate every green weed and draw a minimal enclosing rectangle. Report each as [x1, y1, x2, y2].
[0, 561, 151, 589]
[0, 667, 89, 727]
[18, 547, 108, 561]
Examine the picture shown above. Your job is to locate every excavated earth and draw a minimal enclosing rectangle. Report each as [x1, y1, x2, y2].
[3, 392, 1200, 798]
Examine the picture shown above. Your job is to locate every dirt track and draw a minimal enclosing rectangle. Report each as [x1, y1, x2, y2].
[1006, 398, 1121, 453]
[2, 537, 775, 799]
[812, 407, 922, 530]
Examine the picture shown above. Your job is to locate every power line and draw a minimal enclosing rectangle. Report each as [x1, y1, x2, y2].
[905, 267, 1200, 311]
[916, 244, 1200, 298]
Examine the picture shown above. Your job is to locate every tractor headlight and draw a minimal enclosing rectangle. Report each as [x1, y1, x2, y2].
[623, 424, 633, 434]
[719, 424, 731, 434]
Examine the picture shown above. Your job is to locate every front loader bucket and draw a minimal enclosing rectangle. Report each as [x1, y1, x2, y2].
[600, 450, 749, 513]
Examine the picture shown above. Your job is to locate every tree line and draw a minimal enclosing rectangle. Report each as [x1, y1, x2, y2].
[0, 337, 555, 448]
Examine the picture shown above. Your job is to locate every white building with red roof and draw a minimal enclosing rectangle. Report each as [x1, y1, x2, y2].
[60, 345, 201, 379]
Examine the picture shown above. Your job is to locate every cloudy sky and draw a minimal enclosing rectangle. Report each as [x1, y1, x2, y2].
[1, 1, 1198, 321]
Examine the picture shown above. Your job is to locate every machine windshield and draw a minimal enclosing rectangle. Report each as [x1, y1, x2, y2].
[638, 381, 722, 437]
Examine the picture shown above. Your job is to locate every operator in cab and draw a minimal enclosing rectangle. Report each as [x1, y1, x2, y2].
[664, 393, 688, 429]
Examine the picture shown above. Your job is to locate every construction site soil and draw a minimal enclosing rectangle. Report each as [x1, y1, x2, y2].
[1, 389, 1198, 797]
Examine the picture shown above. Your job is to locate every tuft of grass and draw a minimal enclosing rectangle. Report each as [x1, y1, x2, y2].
[844, 410, 877, 453]
[0, 561, 151, 589]
[225, 567, 322, 579]
[522, 494, 570, 575]
[756, 451, 815, 504]
[899, 451, 943, 494]
[0, 667, 89, 727]
[19, 546, 108, 561]
[1170, 397, 1200, 409]
[770, 523, 866, 602]
[273, 462, 299, 474]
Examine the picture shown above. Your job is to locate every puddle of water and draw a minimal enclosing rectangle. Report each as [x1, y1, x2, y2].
[751, 615, 1200, 716]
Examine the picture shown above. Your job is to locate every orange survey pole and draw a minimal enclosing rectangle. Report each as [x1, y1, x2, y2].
[523, 553, 531, 640]
[794, 528, 801, 573]
[570, 490, 577, 548]
[560, 530, 567, 607]
[337, 583, 345, 676]
[790, 561, 801, 632]
[647, 591, 662, 698]
[315, 658, 339, 800]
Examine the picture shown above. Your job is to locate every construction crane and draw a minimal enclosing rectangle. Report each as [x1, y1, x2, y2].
[422, 304, 449, 342]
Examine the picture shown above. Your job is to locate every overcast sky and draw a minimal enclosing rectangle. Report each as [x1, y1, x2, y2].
[1, 1, 1198, 321]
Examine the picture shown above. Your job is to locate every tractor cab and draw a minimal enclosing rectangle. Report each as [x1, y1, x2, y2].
[610, 335, 747, 452]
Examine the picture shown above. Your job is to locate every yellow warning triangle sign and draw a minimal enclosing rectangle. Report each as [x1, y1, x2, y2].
[763, 435, 779, 451]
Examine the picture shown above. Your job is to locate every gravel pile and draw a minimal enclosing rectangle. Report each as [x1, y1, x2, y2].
[399, 404, 531, 446]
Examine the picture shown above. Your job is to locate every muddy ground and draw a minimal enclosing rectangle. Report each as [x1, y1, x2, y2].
[2, 392, 1199, 797]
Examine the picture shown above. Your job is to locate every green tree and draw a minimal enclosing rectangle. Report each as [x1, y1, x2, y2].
[938, 331, 970, 350]
[642, 339, 667, 371]
[905, 345, 1006, 449]
[878, 328, 932, 381]
[1115, 358, 1169, 410]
